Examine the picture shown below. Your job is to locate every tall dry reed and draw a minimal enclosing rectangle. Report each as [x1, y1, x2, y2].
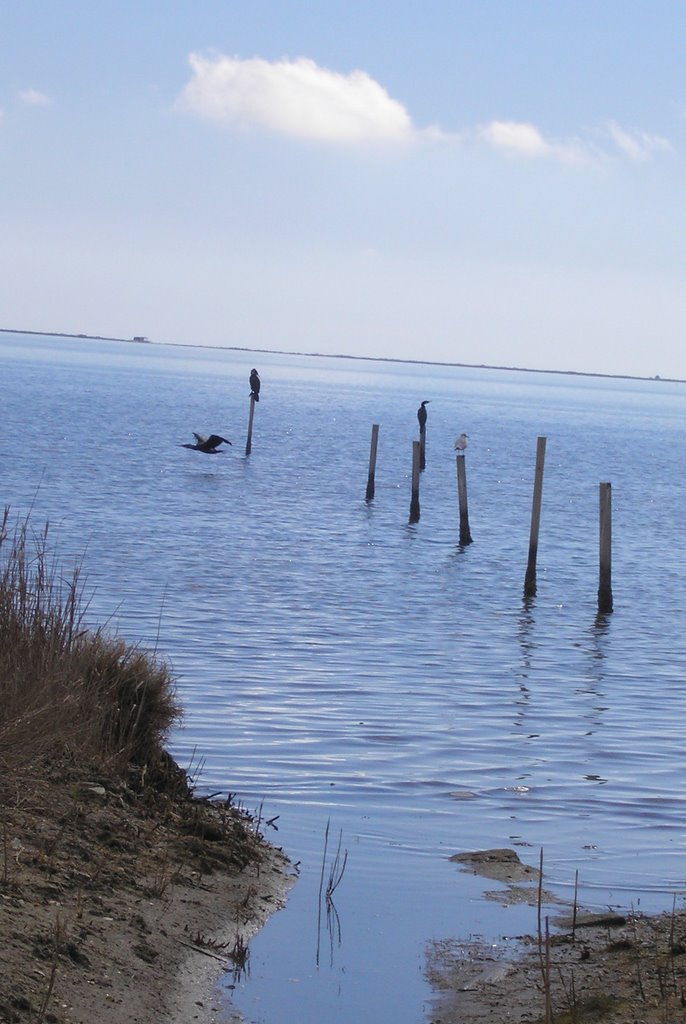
[0, 508, 181, 779]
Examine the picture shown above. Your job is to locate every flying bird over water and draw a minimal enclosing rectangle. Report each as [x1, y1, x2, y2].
[454, 433, 469, 454]
[181, 433, 232, 454]
[417, 400, 430, 430]
[250, 368, 261, 402]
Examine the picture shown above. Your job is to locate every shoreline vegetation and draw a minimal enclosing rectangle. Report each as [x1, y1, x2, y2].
[0, 326, 681, 385]
[0, 511, 293, 1024]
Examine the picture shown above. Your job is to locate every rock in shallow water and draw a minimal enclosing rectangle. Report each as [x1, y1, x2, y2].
[449, 848, 541, 883]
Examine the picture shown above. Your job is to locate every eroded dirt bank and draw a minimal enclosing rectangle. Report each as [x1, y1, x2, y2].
[0, 757, 294, 1024]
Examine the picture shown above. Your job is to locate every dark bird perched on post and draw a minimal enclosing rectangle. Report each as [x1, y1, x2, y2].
[417, 401, 430, 431]
[180, 433, 232, 454]
[250, 368, 261, 402]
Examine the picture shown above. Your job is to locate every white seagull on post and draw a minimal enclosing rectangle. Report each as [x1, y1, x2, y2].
[454, 433, 468, 455]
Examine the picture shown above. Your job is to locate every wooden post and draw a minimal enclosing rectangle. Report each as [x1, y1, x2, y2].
[419, 426, 426, 472]
[456, 455, 473, 545]
[245, 394, 256, 456]
[409, 441, 421, 523]
[598, 482, 613, 613]
[365, 424, 380, 502]
[523, 436, 547, 598]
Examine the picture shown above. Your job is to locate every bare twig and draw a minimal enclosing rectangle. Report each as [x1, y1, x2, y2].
[537, 848, 545, 985]
[544, 916, 552, 1024]
[179, 940, 229, 964]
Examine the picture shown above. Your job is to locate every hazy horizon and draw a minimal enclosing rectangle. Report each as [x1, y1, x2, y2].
[4, 324, 683, 384]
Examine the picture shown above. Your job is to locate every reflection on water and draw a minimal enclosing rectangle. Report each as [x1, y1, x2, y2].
[3, 333, 686, 1022]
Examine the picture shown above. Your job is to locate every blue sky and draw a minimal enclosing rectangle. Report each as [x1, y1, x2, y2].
[1, 2, 685, 377]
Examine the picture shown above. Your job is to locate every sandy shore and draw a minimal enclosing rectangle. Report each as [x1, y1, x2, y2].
[0, 761, 295, 1024]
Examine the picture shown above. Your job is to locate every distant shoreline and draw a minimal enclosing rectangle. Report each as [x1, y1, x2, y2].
[1, 326, 682, 385]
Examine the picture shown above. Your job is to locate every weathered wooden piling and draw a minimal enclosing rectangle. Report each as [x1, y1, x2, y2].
[598, 482, 613, 613]
[365, 424, 380, 502]
[245, 393, 256, 456]
[523, 436, 547, 598]
[409, 441, 421, 523]
[456, 455, 473, 545]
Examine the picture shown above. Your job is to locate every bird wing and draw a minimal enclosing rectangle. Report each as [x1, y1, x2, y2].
[206, 434, 231, 448]
[193, 432, 205, 445]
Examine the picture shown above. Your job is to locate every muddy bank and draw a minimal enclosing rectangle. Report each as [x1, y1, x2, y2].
[0, 758, 294, 1024]
[427, 908, 686, 1023]
[427, 848, 686, 1023]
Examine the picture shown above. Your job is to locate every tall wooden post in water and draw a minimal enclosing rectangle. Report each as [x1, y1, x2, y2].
[523, 436, 547, 598]
[365, 424, 380, 502]
[598, 482, 613, 613]
[456, 455, 473, 545]
[245, 394, 256, 456]
[409, 441, 421, 523]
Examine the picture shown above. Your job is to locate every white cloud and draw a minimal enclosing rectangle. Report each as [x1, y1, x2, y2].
[177, 53, 672, 164]
[178, 52, 416, 144]
[478, 118, 672, 166]
[18, 89, 52, 106]
[607, 121, 671, 161]
[478, 120, 586, 163]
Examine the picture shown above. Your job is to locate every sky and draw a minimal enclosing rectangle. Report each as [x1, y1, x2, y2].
[1, 1, 685, 377]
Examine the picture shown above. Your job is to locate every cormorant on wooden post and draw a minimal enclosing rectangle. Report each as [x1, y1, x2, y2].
[246, 370, 260, 455]
[417, 401, 430, 470]
[180, 433, 232, 453]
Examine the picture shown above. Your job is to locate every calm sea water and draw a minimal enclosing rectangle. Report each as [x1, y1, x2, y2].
[3, 332, 686, 1022]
